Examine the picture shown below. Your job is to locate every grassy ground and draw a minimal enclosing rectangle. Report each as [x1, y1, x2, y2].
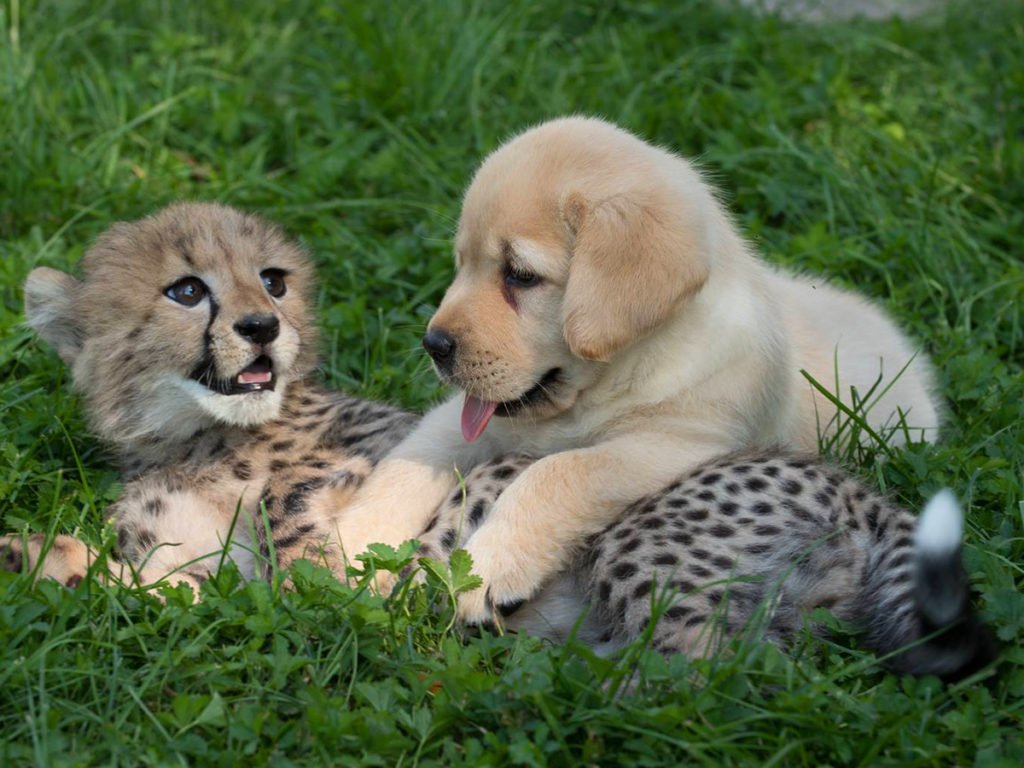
[1, 0, 1023, 764]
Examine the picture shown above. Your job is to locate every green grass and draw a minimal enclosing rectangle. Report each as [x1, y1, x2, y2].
[2, 0, 1023, 764]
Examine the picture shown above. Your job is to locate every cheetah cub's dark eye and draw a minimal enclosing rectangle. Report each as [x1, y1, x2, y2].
[164, 276, 208, 307]
[261, 269, 287, 298]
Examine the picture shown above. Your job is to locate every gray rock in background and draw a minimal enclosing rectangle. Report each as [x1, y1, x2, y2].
[737, 0, 945, 20]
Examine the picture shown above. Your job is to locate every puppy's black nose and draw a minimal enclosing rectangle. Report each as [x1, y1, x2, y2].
[234, 313, 280, 345]
[423, 328, 456, 369]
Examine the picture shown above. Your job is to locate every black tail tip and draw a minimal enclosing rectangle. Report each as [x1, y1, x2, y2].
[898, 491, 998, 682]
[889, 611, 996, 682]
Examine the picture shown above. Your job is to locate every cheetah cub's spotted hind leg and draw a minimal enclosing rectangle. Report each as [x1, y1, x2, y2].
[0, 534, 97, 589]
[587, 454, 994, 681]
[425, 453, 994, 681]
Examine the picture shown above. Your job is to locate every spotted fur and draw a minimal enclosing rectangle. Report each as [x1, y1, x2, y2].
[3, 203, 418, 590]
[421, 453, 992, 680]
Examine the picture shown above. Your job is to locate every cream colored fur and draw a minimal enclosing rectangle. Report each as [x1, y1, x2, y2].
[335, 116, 941, 622]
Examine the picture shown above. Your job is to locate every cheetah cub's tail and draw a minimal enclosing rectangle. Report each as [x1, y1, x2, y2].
[874, 490, 994, 680]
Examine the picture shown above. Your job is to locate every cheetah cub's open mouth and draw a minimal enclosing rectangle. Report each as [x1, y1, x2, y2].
[190, 355, 276, 396]
[234, 356, 275, 393]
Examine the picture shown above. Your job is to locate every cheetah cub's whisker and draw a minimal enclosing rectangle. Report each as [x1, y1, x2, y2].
[420, 453, 994, 681]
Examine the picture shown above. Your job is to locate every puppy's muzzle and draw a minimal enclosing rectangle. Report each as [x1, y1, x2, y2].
[423, 328, 456, 373]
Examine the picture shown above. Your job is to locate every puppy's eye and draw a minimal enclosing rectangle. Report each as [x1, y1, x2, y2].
[164, 277, 208, 307]
[261, 269, 287, 298]
[505, 265, 541, 289]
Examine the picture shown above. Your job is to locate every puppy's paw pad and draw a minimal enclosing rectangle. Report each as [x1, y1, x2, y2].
[462, 618, 498, 637]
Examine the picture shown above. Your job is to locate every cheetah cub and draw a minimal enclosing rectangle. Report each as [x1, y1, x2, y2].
[2, 202, 418, 589]
[422, 454, 993, 680]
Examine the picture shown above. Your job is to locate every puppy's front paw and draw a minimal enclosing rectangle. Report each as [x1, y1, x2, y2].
[455, 584, 496, 626]
[0, 533, 92, 587]
[456, 528, 541, 627]
[455, 577, 531, 629]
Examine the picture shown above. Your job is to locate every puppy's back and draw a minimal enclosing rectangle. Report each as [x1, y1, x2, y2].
[768, 269, 941, 447]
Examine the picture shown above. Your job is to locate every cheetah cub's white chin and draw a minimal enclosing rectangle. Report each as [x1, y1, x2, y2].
[149, 377, 287, 439]
[193, 384, 285, 429]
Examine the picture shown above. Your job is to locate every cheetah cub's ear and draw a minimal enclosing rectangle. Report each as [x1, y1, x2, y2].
[24, 267, 82, 364]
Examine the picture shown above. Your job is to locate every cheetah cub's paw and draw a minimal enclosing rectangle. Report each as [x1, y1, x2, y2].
[0, 533, 95, 588]
[367, 567, 399, 597]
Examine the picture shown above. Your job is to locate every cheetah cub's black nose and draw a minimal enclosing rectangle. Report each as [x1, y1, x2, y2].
[234, 313, 280, 345]
[423, 328, 457, 370]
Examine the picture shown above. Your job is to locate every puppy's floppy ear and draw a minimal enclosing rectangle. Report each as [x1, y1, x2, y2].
[561, 190, 710, 362]
[24, 267, 83, 364]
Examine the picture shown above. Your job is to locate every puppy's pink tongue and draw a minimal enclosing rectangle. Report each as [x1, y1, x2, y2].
[461, 395, 497, 443]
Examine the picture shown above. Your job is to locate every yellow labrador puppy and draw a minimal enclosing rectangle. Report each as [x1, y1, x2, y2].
[338, 116, 940, 622]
